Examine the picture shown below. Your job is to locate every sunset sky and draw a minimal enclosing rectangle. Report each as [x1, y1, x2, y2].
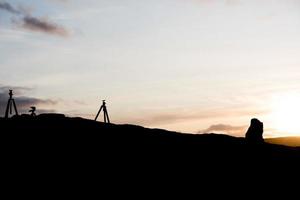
[1, 0, 300, 137]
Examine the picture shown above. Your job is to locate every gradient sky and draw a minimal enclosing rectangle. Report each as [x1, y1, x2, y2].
[1, 0, 300, 137]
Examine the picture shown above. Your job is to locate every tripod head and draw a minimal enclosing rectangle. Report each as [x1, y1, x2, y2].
[29, 106, 36, 112]
[102, 100, 106, 106]
[9, 90, 13, 99]
[29, 106, 36, 116]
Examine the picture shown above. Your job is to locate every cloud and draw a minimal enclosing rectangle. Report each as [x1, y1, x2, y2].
[0, 86, 57, 116]
[126, 111, 219, 127]
[126, 106, 268, 128]
[0, 85, 32, 95]
[0, 1, 69, 37]
[0, 2, 21, 14]
[21, 16, 69, 37]
[198, 124, 247, 136]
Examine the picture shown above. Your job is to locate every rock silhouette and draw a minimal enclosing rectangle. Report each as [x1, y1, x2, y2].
[245, 118, 264, 143]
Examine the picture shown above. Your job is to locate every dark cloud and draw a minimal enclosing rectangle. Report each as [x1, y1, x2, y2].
[0, 86, 57, 116]
[0, 1, 69, 37]
[0, 2, 21, 14]
[22, 16, 69, 37]
[0, 85, 32, 95]
[13, 95, 56, 108]
[198, 124, 247, 136]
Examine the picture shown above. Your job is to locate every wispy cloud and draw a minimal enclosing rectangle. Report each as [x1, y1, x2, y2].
[0, 1, 69, 37]
[21, 16, 69, 37]
[0, 2, 21, 14]
[0, 85, 32, 95]
[126, 111, 218, 127]
[128, 106, 268, 127]
[198, 124, 247, 136]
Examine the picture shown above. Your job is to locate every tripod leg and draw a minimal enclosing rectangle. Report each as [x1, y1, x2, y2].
[105, 110, 110, 123]
[12, 100, 18, 116]
[10, 101, 12, 114]
[5, 100, 10, 118]
[95, 106, 103, 121]
[103, 107, 107, 123]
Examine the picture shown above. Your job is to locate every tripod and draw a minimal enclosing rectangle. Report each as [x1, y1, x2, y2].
[5, 90, 19, 118]
[95, 100, 110, 123]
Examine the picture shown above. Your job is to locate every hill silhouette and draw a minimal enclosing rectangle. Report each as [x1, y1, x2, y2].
[266, 137, 300, 147]
[2, 113, 300, 193]
[1, 114, 299, 165]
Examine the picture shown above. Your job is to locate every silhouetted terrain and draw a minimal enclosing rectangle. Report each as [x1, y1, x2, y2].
[266, 137, 300, 147]
[1, 113, 299, 192]
[1, 114, 299, 164]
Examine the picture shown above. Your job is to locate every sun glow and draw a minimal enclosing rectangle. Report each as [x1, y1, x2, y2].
[270, 93, 300, 136]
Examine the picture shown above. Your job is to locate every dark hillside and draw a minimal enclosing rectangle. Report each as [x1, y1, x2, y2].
[1, 114, 299, 165]
[1, 114, 299, 193]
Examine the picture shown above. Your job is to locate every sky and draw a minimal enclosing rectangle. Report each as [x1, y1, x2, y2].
[1, 0, 300, 138]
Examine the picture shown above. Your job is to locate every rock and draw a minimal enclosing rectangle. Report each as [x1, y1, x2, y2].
[245, 118, 264, 143]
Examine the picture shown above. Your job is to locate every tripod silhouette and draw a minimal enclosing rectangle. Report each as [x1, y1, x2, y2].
[5, 90, 18, 118]
[29, 107, 36, 116]
[95, 100, 110, 123]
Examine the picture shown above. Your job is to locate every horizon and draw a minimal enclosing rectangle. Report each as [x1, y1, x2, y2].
[2, 106, 300, 140]
[1, 0, 300, 138]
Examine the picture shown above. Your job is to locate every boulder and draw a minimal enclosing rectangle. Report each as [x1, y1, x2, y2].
[245, 118, 264, 143]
